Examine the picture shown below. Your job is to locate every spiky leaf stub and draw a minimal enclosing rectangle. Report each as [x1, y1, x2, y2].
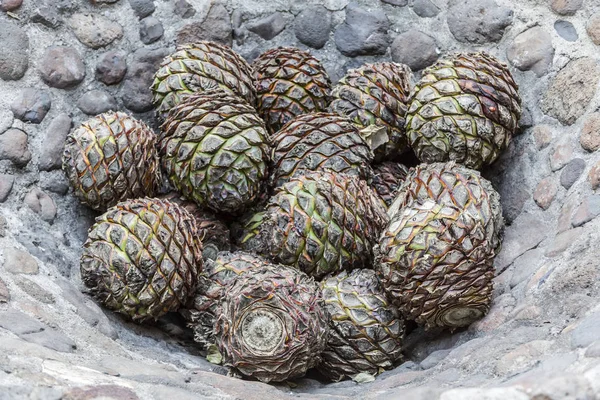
[405, 52, 521, 169]
[376, 162, 503, 330]
[180, 252, 262, 347]
[215, 265, 329, 383]
[319, 269, 404, 382]
[81, 198, 203, 322]
[160, 91, 270, 215]
[330, 62, 412, 161]
[240, 172, 388, 279]
[371, 162, 409, 207]
[62, 111, 160, 211]
[151, 41, 256, 120]
[253, 47, 332, 134]
[270, 113, 373, 188]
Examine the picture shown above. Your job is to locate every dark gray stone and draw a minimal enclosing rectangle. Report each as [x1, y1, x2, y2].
[506, 27, 554, 77]
[11, 89, 51, 124]
[129, 0, 155, 18]
[77, 90, 117, 115]
[0, 215, 6, 237]
[31, 6, 62, 28]
[39, 46, 86, 89]
[412, 0, 440, 17]
[39, 114, 72, 172]
[24, 188, 57, 223]
[0, 174, 14, 202]
[176, 3, 232, 46]
[14, 230, 70, 276]
[334, 3, 390, 57]
[247, 12, 286, 40]
[571, 195, 600, 227]
[174, 0, 195, 18]
[294, 6, 331, 49]
[560, 158, 585, 189]
[0, 128, 32, 166]
[70, 13, 123, 49]
[571, 312, 600, 348]
[96, 50, 127, 85]
[0, 20, 29, 81]
[554, 20, 578, 42]
[381, 0, 408, 5]
[447, 0, 513, 44]
[139, 17, 164, 44]
[40, 171, 70, 195]
[391, 30, 439, 71]
[0, 310, 45, 335]
[121, 47, 169, 113]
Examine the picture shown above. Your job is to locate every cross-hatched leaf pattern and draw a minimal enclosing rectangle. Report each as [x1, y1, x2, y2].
[318, 269, 404, 382]
[330, 62, 412, 161]
[215, 264, 328, 383]
[252, 47, 332, 134]
[405, 52, 521, 169]
[62, 111, 160, 211]
[81, 197, 203, 322]
[371, 162, 409, 207]
[376, 163, 503, 329]
[160, 91, 270, 215]
[180, 252, 263, 347]
[151, 41, 256, 119]
[241, 172, 388, 279]
[270, 113, 373, 188]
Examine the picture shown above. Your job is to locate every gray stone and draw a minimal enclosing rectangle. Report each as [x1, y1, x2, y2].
[580, 112, 600, 152]
[77, 90, 117, 115]
[0, 214, 5, 237]
[24, 188, 57, 223]
[294, 6, 331, 49]
[519, 107, 533, 131]
[587, 12, 600, 45]
[509, 248, 544, 288]
[589, 160, 600, 190]
[551, 0, 583, 15]
[15, 230, 70, 276]
[0, 0, 22, 11]
[129, 0, 155, 18]
[440, 388, 529, 400]
[176, 3, 232, 46]
[39, 46, 86, 89]
[121, 47, 169, 113]
[381, 0, 408, 5]
[96, 50, 127, 85]
[0, 310, 45, 335]
[495, 212, 550, 272]
[31, 6, 62, 29]
[447, 0, 513, 44]
[411, 0, 440, 17]
[0, 128, 32, 166]
[0, 107, 13, 134]
[550, 142, 573, 171]
[572, 195, 600, 227]
[63, 386, 139, 400]
[39, 114, 72, 172]
[11, 89, 51, 124]
[542, 57, 600, 125]
[0, 277, 8, 303]
[555, 20, 578, 42]
[545, 227, 583, 257]
[533, 125, 553, 150]
[40, 171, 70, 195]
[571, 311, 600, 348]
[506, 27, 554, 77]
[420, 349, 450, 369]
[0, 20, 29, 81]
[25, 329, 77, 353]
[15, 278, 55, 304]
[0, 174, 14, 202]
[174, 0, 195, 18]
[70, 13, 124, 49]
[560, 158, 585, 189]
[247, 12, 286, 40]
[533, 177, 558, 210]
[585, 341, 600, 357]
[391, 30, 438, 71]
[139, 17, 164, 44]
[335, 3, 390, 57]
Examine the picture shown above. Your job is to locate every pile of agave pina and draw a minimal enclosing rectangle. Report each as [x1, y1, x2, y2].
[62, 41, 521, 383]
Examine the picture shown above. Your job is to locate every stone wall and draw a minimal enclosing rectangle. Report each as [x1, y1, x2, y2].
[1, 0, 600, 398]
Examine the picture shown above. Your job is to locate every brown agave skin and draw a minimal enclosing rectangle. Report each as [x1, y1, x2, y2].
[159, 90, 270, 215]
[215, 264, 329, 383]
[376, 162, 503, 330]
[319, 269, 405, 382]
[371, 162, 409, 207]
[270, 113, 373, 188]
[81, 198, 203, 323]
[252, 47, 332, 134]
[151, 41, 256, 119]
[405, 52, 521, 170]
[180, 252, 260, 347]
[330, 62, 412, 162]
[62, 111, 160, 211]
[159, 193, 231, 260]
[239, 171, 388, 279]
